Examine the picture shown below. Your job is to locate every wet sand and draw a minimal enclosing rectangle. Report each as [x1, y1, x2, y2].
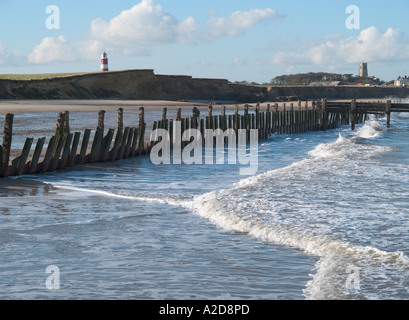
[0, 99, 211, 115]
[0, 177, 54, 197]
[0, 98, 390, 115]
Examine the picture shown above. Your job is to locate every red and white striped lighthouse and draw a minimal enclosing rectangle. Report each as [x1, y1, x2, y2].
[100, 51, 109, 72]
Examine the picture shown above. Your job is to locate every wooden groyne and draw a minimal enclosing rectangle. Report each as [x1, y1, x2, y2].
[0, 99, 407, 178]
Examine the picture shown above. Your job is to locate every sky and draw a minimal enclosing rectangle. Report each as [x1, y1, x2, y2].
[0, 0, 409, 83]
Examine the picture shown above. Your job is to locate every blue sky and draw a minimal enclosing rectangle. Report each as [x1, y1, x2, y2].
[1, 0, 409, 82]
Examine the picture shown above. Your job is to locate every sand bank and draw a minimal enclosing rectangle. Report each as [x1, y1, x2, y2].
[0, 99, 216, 115]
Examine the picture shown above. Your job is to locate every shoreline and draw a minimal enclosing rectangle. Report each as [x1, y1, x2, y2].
[0, 98, 393, 115]
[0, 98, 393, 195]
[0, 99, 212, 115]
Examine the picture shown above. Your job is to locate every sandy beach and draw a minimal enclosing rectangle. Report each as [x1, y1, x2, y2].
[0, 99, 212, 115]
[0, 98, 392, 115]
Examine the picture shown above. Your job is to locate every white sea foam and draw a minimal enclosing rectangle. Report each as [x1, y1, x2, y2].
[356, 121, 384, 139]
[184, 129, 409, 300]
[186, 186, 409, 299]
[53, 184, 182, 206]
[40, 119, 409, 299]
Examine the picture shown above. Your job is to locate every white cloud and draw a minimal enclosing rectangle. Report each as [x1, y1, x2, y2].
[0, 42, 28, 66]
[26, 1, 285, 65]
[0, 42, 6, 64]
[270, 27, 409, 67]
[90, 0, 197, 45]
[90, 1, 282, 45]
[28, 36, 104, 64]
[206, 8, 284, 38]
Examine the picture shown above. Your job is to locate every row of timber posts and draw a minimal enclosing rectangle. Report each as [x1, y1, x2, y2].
[151, 99, 366, 150]
[0, 99, 392, 178]
[0, 107, 147, 178]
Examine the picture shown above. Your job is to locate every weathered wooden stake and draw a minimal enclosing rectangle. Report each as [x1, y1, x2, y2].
[60, 133, 74, 169]
[350, 99, 356, 131]
[50, 134, 67, 171]
[137, 107, 146, 154]
[386, 100, 392, 129]
[117, 108, 124, 131]
[192, 107, 200, 129]
[321, 99, 328, 131]
[17, 137, 33, 175]
[55, 112, 64, 137]
[68, 132, 81, 167]
[97, 110, 105, 130]
[234, 105, 239, 131]
[41, 136, 57, 172]
[2, 113, 13, 167]
[28, 137, 46, 174]
[63, 111, 70, 135]
[161, 108, 167, 122]
[79, 129, 91, 164]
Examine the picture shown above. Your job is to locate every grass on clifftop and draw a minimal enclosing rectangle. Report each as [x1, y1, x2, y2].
[0, 72, 91, 80]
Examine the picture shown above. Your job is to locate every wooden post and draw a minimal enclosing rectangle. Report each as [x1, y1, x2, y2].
[130, 126, 139, 157]
[350, 99, 356, 131]
[55, 112, 64, 137]
[221, 105, 226, 131]
[244, 104, 249, 130]
[17, 137, 34, 175]
[110, 127, 123, 160]
[101, 129, 115, 161]
[68, 132, 81, 167]
[123, 128, 134, 158]
[161, 107, 167, 122]
[79, 129, 91, 164]
[137, 107, 146, 155]
[63, 111, 70, 135]
[200, 118, 205, 137]
[91, 110, 106, 162]
[50, 134, 67, 171]
[207, 105, 213, 129]
[90, 130, 103, 162]
[234, 105, 239, 132]
[29, 137, 46, 174]
[41, 136, 57, 172]
[208, 105, 213, 129]
[386, 100, 391, 129]
[192, 107, 200, 129]
[59, 133, 73, 169]
[290, 103, 294, 134]
[115, 127, 128, 160]
[2, 113, 13, 167]
[117, 108, 124, 131]
[97, 110, 105, 130]
[321, 98, 328, 131]
[255, 103, 260, 130]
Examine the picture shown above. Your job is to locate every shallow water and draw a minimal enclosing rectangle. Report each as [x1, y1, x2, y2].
[2, 105, 409, 300]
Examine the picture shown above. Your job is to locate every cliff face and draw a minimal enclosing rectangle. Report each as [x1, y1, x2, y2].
[0, 70, 161, 100]
[0, 69, 408, 102]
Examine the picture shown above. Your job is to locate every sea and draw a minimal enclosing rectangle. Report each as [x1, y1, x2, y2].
[2, 102, 409, 300]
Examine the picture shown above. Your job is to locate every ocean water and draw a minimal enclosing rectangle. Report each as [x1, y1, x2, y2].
[2, 106, 409, 300]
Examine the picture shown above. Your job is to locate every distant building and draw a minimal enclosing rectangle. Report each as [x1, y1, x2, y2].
[359, 63, 368, 77]
[308, 81, 340, 87]
[394, 76, 409, 87]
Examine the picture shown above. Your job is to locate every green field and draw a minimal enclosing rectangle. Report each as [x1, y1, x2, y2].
[0, 72, 91, 80]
